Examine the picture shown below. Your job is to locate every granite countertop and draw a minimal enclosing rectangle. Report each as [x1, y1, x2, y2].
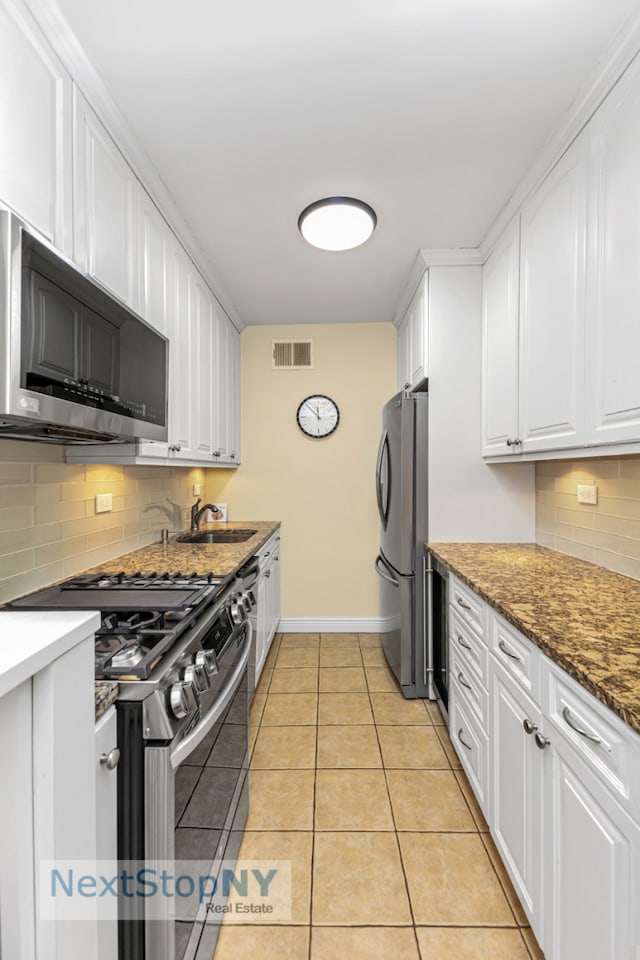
[84, 521, 281, 579]
[95, 681, 119, 720]
[427, 542, 640, 735]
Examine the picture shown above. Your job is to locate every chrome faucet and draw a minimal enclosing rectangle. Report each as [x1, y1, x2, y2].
[190, 498, 220, 532]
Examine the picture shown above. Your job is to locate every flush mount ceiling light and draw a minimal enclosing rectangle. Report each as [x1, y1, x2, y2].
[298, 197, 377, 251]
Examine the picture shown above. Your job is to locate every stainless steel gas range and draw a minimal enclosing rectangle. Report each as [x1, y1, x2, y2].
[10, 563, 259, 960]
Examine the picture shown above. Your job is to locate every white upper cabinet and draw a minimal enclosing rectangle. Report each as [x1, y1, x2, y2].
[481, 216, 521, 456]
[587, 55, 640, 446]
[191, 274, 214, 459]
[73, 91, 138, 309]
[168, 241, 196, 461]
[0, 0, 72, 253]
[212, 304, 241, 466]
[137, 187, 170, 335]
[518, 136, 588, 453]
[397, 272, 428, 391]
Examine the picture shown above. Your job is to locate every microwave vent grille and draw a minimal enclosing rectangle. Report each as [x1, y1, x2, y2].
[272, 340, 314, 370]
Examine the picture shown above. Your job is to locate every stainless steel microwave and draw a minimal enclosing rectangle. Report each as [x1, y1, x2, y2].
[0, 211, 168, 444]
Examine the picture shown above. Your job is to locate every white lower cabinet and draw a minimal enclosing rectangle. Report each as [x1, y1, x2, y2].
[490, 656, 542, 928]
[545, 732, 640, 960]
[95, 706, 118, 960]
[448, 575, 640, 959]
[253, 534, 281, 687]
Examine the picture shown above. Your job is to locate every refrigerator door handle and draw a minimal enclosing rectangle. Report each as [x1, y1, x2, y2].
[375, 553, 400, 587]
[375, 429, 390, 527]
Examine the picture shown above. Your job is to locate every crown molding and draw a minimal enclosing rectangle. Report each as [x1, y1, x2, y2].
[23, 0, 245, 332]
[392, 249, 482, 326]
[480, 11, 640, 258]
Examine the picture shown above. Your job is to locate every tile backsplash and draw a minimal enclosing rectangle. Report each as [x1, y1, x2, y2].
[0, 439, 207, 604]
[536, 456, 640, 580]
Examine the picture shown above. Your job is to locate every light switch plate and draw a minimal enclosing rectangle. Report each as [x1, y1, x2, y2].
[193, 484, 201, 496]
[577, 484, 598, 505]
[95, 493, 113, 513]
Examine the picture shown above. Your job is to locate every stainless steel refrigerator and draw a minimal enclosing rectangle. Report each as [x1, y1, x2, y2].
[374, 390, 432, 699]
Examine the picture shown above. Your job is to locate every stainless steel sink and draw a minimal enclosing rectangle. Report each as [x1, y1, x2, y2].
[176, 529, 257, 544]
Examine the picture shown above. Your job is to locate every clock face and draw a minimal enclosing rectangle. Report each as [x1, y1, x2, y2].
[296, 394, 340, 438]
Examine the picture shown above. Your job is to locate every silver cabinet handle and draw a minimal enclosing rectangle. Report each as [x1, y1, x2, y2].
[456, 634, 472, 650]
[534, 732, 550, 750]
[506, 438, 522, 447]
[457, 728, 473, 751]
[457, 671, 472, 691]
[100, 748, 120, 770]
[265, 570, 271, 578]
[456, 596, 471, 610]
[498, 639, 522, 662]
[523, 718, 537, 735]
[562, 706, 602, 745]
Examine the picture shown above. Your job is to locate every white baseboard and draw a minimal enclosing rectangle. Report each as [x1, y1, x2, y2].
[278, 617, 386, 634]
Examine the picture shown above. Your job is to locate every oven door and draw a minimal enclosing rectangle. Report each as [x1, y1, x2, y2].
[144, 622, 251, 960]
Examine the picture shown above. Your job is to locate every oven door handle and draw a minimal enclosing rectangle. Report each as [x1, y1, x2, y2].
[169, 624, 252, 770]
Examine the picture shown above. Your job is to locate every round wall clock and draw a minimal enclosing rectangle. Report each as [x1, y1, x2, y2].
[296, 394, 340, 438]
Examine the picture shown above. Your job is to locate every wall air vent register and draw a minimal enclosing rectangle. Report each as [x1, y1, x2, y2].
[272, 340, 314, 370]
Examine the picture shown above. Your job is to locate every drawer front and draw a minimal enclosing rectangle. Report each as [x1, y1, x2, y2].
[450, 574, 486, 640]
[542, 655, 640, 816]
[449, 609, 489, 688]
[491, 613, 539, 698]
[449, 676, 490, 814]
[450, 642, 489, 729]
[257, 532, 280, 564]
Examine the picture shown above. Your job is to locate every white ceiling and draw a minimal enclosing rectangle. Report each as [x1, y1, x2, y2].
[55, 0, 639, 325]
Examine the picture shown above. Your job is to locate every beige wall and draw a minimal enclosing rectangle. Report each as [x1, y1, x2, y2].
[0, 438, 209, 604]
[207, 323, 397, 621]
[535, 456, 640, 580]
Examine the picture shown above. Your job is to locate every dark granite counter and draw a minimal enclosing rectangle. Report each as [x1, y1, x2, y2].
[86, 521, 280, 579]
[427, 543, 640, 736]
[95, 681, 119, 720]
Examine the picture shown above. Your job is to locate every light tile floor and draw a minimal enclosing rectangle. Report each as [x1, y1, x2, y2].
[212, 632, 545, 959]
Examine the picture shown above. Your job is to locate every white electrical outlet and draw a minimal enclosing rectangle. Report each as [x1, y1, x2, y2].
[95, 493, 113, 513]
[193, 484, 201, 496]
[577, 484, 598, 505]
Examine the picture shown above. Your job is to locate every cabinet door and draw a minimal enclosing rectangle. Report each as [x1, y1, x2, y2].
[95, 707, 118, 960]
[227, 323, 241, 464]
[74, 92, 137, 309]
[482, 217, 521, 455]
[168, 241, 195, 460]
[397, 313, 411, 390]
[190, 275, 214, 458]
[254, 572, 268, 684]
[409, 273, 428, 386]
[0, 0, 72, 253]
[0, 680, 35, 960]
[546, 733, 640, 960]
[587, 56, 640, 445]
[519, 137, 587, 452]
[137, 188, 170, 335]
[490, 657, 542, 928]
[211, 304, 229, 463]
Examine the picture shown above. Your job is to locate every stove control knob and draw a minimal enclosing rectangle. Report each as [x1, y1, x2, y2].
[195, 650, 218, 678]
[184, 663, 209, 693]
[169, 681, 198, 720]
[230, 601, 244, 625]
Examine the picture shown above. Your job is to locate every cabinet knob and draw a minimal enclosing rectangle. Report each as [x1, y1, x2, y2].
[534, 732, 551, 751]
[523, 718, 537, 735]
[100, 748, 120, 770]
[230, 453, 236, 459]
[506, 438, 522, 447]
